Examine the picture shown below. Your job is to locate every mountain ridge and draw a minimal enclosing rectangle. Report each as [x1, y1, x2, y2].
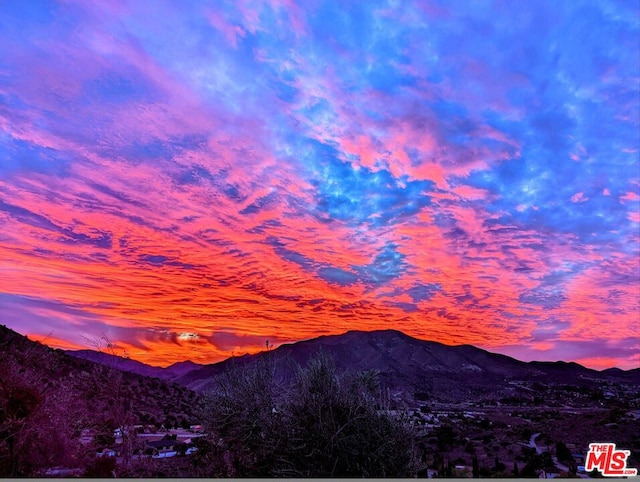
[6, 323, 639, 404]
[167, 329, 640, 399]
[61, 328, 639, 393]
[65, 349, 203, 380]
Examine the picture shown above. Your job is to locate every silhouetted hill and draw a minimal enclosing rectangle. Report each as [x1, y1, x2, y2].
[9, 325, 637, 406]
[174, 329, 640, 402]
[163, 360, 203, 379]
[600, 366, 640, 382]
[65, 349, 203, 381]
[0, 324, 202, 440]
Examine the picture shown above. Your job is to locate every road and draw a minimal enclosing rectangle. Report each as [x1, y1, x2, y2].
[529, 432, 590, 478]
[529, 432, 542, 454]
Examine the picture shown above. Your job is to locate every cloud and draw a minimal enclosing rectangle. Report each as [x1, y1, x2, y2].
[407, 283, 442, 302]
[317, 267, 360, 286]
[0, 0, 637, 370]
[207, 330, 288, 352]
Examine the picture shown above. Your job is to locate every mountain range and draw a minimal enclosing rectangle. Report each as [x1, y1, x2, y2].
[65, 349, 202, 381]
[64, 329, 640, 403]
[3, 323, 638, 477]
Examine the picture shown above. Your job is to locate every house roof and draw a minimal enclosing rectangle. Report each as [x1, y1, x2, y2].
[146, 439, 183, 449]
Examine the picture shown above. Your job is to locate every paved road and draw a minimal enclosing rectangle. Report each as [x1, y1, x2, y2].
[529, 432, 542, 454]
[529, 432, 590, 478]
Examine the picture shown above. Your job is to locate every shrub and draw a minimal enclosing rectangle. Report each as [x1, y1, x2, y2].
[196, 351, 421, 477]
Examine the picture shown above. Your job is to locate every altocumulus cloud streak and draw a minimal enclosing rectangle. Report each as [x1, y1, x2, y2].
[0, 0, 638, 369]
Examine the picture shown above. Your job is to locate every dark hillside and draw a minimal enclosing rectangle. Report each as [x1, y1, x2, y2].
[0, 325, 202, 476]
[176, 329, 640, 402]
[66, 349, 203, 381]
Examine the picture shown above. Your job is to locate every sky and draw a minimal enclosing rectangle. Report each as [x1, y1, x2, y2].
[0, 0, 638, 370]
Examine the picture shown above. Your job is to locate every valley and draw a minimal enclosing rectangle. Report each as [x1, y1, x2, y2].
[2, 325, 638, 477]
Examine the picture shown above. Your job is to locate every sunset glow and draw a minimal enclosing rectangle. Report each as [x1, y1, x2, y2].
[1, 0, 638, 369]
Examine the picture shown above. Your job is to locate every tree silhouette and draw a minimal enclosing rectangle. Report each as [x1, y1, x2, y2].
[196, 351, 422, 477]
[472, 454, 479, 478]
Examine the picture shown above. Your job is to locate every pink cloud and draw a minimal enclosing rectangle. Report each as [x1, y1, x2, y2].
[206, 9, 247, 48]
[620, 191, 640, 202]
[571, 192, 588, 203]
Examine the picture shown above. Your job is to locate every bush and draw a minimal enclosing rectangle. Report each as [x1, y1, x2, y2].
[196, 351, 421, 477]
[192, 351, 283, 477]
[285, 353, 419, 477]
[556, 441, 573, 462]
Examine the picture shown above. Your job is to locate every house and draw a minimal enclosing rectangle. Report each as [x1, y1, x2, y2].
[146, 439, 181, 451]
[144, 437, 200, 458]
[145, 437, 189, 459]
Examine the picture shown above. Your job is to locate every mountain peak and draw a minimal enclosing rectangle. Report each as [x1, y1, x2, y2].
[175, 329, 640, 400]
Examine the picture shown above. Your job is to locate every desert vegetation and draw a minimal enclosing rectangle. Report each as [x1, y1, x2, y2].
[191, 350, 422, 477]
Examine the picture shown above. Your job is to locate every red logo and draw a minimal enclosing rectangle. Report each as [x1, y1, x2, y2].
[585, 443, 637, 477]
